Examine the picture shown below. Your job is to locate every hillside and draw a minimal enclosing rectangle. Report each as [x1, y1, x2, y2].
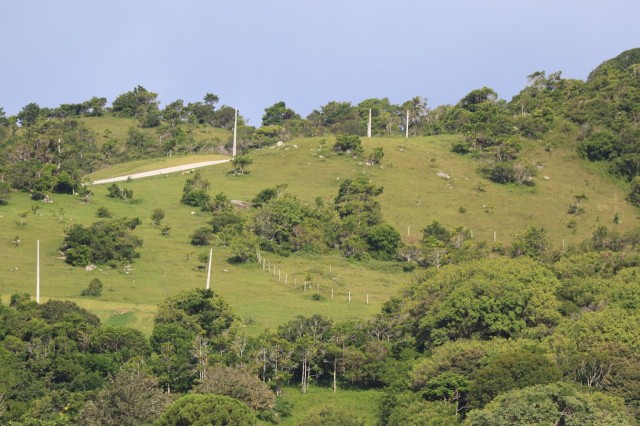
[1, 132, 637, 335]
[1, 49, 640, 425]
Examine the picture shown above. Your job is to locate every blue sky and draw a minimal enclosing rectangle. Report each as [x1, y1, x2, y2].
[1, 0, 639, 125]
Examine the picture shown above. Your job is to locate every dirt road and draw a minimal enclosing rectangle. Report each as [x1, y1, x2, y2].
[91, 159, 231, 185]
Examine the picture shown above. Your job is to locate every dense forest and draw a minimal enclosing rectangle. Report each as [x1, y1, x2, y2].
[0, 49, 639, 424]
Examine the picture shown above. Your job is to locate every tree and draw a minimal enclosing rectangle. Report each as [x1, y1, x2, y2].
[181, 171, 210, 209]
[465, 383, 634, 426]
[404, 258, 561, 348]
[231, 155, 253, 175]
[61, 218, 143, 267]
[111, 85, 159, 119]
[627, 175, 640, 207]
[369, 147, 384, 164]
[151, 208, 165, 226]
[194, 365, 275, 411]
[16, 102, 44, 127]
[81, 278, 103, 297]
[509, 226, 550, 259]
[366, 223, 401, 260]
[106, 183, 133, 201]
[79, 365, 171, 426]
[262, 101, 300, 126]
[333, 134, 363, 155]
[0, 181, 10, 205]
[156, 394, 256, 426]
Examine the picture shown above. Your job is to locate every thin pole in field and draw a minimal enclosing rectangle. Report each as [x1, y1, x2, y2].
[205, 248, 213, 290]
[367, 294, 369, 305]
[36, 240, 40, 304]
[367, 109, 372, 138]
[405, 110, 409, 139]
[348, 291, 351, 303]
[232, 108, 238, 157]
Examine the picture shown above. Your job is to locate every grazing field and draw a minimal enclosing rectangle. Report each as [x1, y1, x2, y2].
[1, 134, 637, 335]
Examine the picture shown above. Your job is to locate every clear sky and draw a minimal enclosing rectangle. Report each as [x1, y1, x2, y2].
[1, 0, 639, 126]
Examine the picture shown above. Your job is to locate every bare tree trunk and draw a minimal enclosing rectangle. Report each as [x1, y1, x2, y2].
[333, 359, 337, 393]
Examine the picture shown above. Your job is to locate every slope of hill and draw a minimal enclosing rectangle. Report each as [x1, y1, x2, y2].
[1, 132, 637, 335]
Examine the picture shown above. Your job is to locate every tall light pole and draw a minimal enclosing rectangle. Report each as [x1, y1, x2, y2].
[367, 109, 372, 138]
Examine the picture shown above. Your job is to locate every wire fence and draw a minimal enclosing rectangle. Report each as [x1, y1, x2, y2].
[256, 252, 374, 305]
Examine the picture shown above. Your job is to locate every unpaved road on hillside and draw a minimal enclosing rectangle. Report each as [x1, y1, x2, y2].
[91, 159, 231, 185]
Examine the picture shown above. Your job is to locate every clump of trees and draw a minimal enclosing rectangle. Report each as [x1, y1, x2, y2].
[61, 217, 142, 267]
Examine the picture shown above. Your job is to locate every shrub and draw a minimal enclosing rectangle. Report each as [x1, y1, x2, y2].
[333, 134, 363, 155]
[190, 227, 213, 246]
[96, 206, 113, 218]
[81, 278, 104, 297]
[106, 184, 133, 201]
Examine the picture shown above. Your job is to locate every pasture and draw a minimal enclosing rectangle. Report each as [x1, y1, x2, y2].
[1, 134, 637, 335]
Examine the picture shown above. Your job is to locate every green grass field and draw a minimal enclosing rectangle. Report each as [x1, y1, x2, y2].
[270, 386, 382, 425]
[1, 134, 638, 336]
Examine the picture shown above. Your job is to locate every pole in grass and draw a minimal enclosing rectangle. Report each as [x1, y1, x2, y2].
[205, 248, 213, 290]
[232, 108, 238, 157]
[36, 240, 40, 304]
[367, 109, 372, 138]
[405, 110, 410, 139]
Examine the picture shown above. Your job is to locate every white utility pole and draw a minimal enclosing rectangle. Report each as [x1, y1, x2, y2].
[367, 109, 372, 138]
[405, 110, 410, 139]
[232, 108, 238, 157]
[36, 240, 40, 304]
[205, 248, 213, 290]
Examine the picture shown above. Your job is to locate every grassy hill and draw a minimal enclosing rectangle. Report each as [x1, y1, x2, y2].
[1, 132, 637, 335]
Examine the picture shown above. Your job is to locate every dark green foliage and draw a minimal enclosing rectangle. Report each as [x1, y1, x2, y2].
[333, 134, 363, 155]
[368, 146, 384, 164]
[627, 176, 640, 206]
[106, 183, 133, 201]
[209, 192, 233, 212]
[231, 155, 253, 175]
[469, 347, 562, 407]
[151, 208, 165, 226]
[81, 278, 104, 297]
[419, 221, 485, 268]
[61, 217, 143, 267]
[0, 181, 10, 205]
[466, 383, 634, 425]
[366, 223, 401, 260]
[262, 101, 300, 126]
[509, 226, 550, 259]
[403, 258, 561, 348]
[181, 171, 210, 209]
[252, 187, 279, 206]
[154, 288, 238, 342]
[190, 227, 213, 246]
[111, 85, 160, 124]
[156, 394, 256, 426]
